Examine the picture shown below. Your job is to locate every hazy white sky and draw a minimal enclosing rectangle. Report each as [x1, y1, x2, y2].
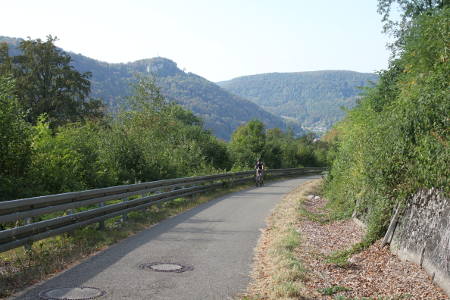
[2, 0, 391, 81]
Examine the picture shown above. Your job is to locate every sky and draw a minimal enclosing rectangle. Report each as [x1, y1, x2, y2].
[2, 0, 391, 82]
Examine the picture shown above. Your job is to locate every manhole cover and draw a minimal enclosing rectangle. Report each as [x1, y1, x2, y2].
[39, 287, 106, 300]
[139, 262, 193, 273]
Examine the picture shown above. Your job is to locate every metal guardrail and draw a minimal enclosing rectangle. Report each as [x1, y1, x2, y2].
[0, 167, 325, 252]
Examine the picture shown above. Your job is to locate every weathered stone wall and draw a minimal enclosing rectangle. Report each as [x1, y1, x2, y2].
[390, 188, 450, 296]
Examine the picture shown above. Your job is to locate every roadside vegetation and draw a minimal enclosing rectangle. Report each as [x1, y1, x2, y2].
[323, 0, 449, 245]
[0, 37, 329, 203]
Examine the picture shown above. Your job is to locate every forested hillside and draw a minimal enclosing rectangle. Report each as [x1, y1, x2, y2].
[0, 36, 299, 140]
[219, 71, 378, 132]
[128, 58, 299, 140]
[72, 56, 305, 140]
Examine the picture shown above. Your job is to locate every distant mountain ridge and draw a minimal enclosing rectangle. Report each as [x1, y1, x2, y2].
[1, 36, 377, 137]
[218, 70, 378, 132]
[73, 56, 298, 140]
[0, 36, 298, 140]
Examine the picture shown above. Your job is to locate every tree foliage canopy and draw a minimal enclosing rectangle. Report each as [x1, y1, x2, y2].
[229, 120, 266, 167]
[0, 36, 103, 127]
[378, 0, 448, 56]
[229, 120, 330, 169]
[0, 76, 32, 200]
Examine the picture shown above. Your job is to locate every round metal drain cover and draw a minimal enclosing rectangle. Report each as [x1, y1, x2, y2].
[139, 262, 193, 273]
[39, 287, 106, 300]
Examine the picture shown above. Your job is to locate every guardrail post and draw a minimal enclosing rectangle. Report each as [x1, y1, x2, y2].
[121, 197, 129, 222]
[121, 213, 128, 222]
[23, 217, 33, 251]
[65, 209, 74, 236]
[98, 202, 105, 230]
[186, 184, 196, 202]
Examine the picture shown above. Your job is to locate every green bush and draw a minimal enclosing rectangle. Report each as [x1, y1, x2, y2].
[29, 117, 113, 195]
[0, 76, 32, 200]
[324, 7, 449, 242]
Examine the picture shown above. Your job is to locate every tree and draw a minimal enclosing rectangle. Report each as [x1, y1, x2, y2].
[229, 120, 266, 168]
[107, 75, 233, 182]
[0, 36, 103, 127]
[0, 76, 32, 200]
[377, 0, 448, 56]
[264, 128, 284, 168]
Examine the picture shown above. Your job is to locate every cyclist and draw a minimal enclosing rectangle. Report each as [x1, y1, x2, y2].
[255, 159, 264, 186]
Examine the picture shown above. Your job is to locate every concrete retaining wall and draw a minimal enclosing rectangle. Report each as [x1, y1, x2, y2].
[389, 188, 450, 296]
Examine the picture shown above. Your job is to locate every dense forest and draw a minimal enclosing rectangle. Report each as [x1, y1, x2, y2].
[0, 36, 300, 140]
[219, 70, 378, 133]
[323, 0, 449, 243]
[0, 37, 328, 202]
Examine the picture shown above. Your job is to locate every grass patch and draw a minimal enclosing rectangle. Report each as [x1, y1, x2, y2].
[280, 229, 300, 252]
[274, 282, 303, 298]
[318, 285, 352, 295]
[241, 295, 267, 300]
[0, 182, 255, 298]
[326, 240, 370, 267]
[298, 181, 333, 224]
[271, 229, 307, 283]
[333, 295, 413, 300]
[243, 180, 324, 299]
[299, 207, 331, 224]
[240, 296, 264, 300]
[270, 227, 307, 288]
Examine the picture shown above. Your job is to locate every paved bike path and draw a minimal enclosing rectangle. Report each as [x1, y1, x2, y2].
[14, 176, 318, 300]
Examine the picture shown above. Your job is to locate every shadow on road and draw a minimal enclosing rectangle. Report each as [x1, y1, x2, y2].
[16, 176, 320, 299]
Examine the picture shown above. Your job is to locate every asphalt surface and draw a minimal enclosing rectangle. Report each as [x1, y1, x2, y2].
[14, 176, 318, 300]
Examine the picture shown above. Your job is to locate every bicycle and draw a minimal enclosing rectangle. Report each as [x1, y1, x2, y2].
[255, 169, 264, 187]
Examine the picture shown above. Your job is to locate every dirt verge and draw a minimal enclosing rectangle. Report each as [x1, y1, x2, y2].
[244, 179, 448, 300]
